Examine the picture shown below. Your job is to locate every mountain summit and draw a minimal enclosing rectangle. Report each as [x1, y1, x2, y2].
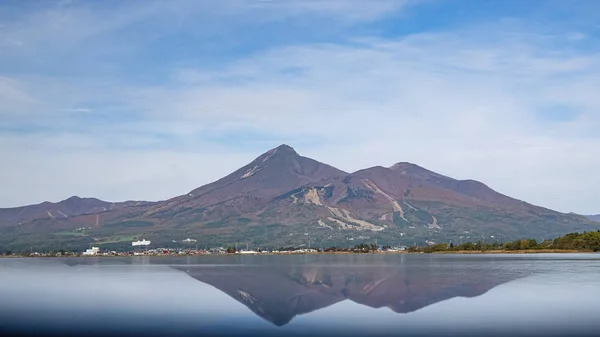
[182, 144, 346, 208]
[0, 144, 597, 251]
[193, 144, 345, 193]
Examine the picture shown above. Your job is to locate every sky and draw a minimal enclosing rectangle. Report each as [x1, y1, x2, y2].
[1, 0, 599, 214]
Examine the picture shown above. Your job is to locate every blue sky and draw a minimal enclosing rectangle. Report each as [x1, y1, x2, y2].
[1, 0, 599, 213]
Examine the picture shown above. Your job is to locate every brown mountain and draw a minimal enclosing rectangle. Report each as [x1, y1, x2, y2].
[139, 144, 347, 224]
[0, 144, 597, 251]
[277, 161, 586, 240]
[0, 196, 151, 227]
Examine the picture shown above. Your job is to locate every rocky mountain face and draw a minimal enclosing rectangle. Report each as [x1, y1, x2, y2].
[140, 144, 347, 225]
[0, 144, 597, 251]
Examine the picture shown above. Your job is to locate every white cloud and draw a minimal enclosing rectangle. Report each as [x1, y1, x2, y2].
[0, 77, 40, 114]
[247, 0, 414, 21]
[0, 134, 257, 206]
[1, 1, 599, 214]
[0, 0, 412, 59]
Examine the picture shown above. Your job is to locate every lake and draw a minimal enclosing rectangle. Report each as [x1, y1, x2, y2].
[1, 254, 599, 337]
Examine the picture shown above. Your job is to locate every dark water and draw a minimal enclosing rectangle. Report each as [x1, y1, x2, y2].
[1, 254, 599, 337]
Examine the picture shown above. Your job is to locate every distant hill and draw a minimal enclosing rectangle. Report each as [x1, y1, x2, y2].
[0, 196, 153, 227]
[586, 214, 600, 222]
[0, 144, 598, 251]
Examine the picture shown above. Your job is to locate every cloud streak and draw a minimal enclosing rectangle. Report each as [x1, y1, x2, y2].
[0, 0, 599, 214]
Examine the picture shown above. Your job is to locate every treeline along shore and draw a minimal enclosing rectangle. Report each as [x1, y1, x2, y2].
[1, 230, 600, 257]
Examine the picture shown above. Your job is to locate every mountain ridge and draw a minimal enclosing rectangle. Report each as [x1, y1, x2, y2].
[0, 144, 597, 251]
[586, 214, 600, 222]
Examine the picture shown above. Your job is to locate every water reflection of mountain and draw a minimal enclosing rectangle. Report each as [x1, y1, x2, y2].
[175, 264, 525, 326]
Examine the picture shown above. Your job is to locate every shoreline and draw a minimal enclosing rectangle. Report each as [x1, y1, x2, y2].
[0, 249, 592, 258]
[429, 249, 586, 254]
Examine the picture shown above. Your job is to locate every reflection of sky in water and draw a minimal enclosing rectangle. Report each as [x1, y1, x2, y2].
[1, 254, 599, 337]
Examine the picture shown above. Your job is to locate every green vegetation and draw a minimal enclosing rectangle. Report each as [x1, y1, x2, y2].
[321, 185, 335, 199]
[552, 231, 600, 251]
[323, 243, 378, 253]
[94, 235, 137, 245]
[103, 220, 154, 228]
[338, 187, 375, 203]
[411, 209, 434, 223]
[54, 230, 88, 236]
[407, 230, 600, 253]
[2, 227, 599, 256]
[392, 211, 408, 226]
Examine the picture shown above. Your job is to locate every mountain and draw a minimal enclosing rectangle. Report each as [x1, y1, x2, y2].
[0, 144, 598, 251]
[176, 264, 526, 326]
[140, 144, 347, 224]
[0, 196, 152, 227]
[586, 214, 600, 222]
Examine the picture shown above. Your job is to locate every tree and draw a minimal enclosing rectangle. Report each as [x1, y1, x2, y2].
[432, 243, 448, 252]
[540, 239, 553, 249]
[475, 241, 483, 251]
[4, 250, 12, 256]
[527, 239, 538, 249]
[449, 242, 454, 249]
[460, 242, 475, 251]
[407, 246, 419, 253]
[226, 246, 236, 254]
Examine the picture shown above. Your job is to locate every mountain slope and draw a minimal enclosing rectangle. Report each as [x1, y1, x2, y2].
[138, 144, 348, 224]
[0, 144, 597, 251]
[0, 196, 151, 227]
[586, 214, 600, 222]
[265, 161, 596, 243]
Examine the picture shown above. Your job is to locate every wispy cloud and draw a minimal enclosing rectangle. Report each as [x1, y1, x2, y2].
[1, 0, 599, 213]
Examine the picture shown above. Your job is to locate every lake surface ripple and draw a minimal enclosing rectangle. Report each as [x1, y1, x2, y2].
[1, 253, 599, 337]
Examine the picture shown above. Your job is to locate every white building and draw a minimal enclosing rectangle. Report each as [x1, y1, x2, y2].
[237, 250, 259, 254]
[82, 247, 100, 256]
[132, 239, 151, 247]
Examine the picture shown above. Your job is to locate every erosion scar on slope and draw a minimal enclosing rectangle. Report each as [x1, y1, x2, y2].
[327, 217, 353, 229]
[304, 188, 323, 206]
[324, 206, 383, 231]
[317, 219, 333, 229]
[340, 208, 382, 230]
[363, 179, 407, 221]
[429, 215, 440, 228]
[326, 206, 344, 218]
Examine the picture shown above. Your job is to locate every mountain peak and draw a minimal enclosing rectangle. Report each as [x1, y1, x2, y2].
[257, 144, 298, 164]
[389, 162, 432, 175]
[270, 144, 297, 155]
[274, 144, 295, 151]
[187, 143, 346, 199]
[389, 162, 420, 170]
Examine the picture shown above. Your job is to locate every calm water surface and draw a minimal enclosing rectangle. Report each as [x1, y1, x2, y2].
[1, 254, 599, 337]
